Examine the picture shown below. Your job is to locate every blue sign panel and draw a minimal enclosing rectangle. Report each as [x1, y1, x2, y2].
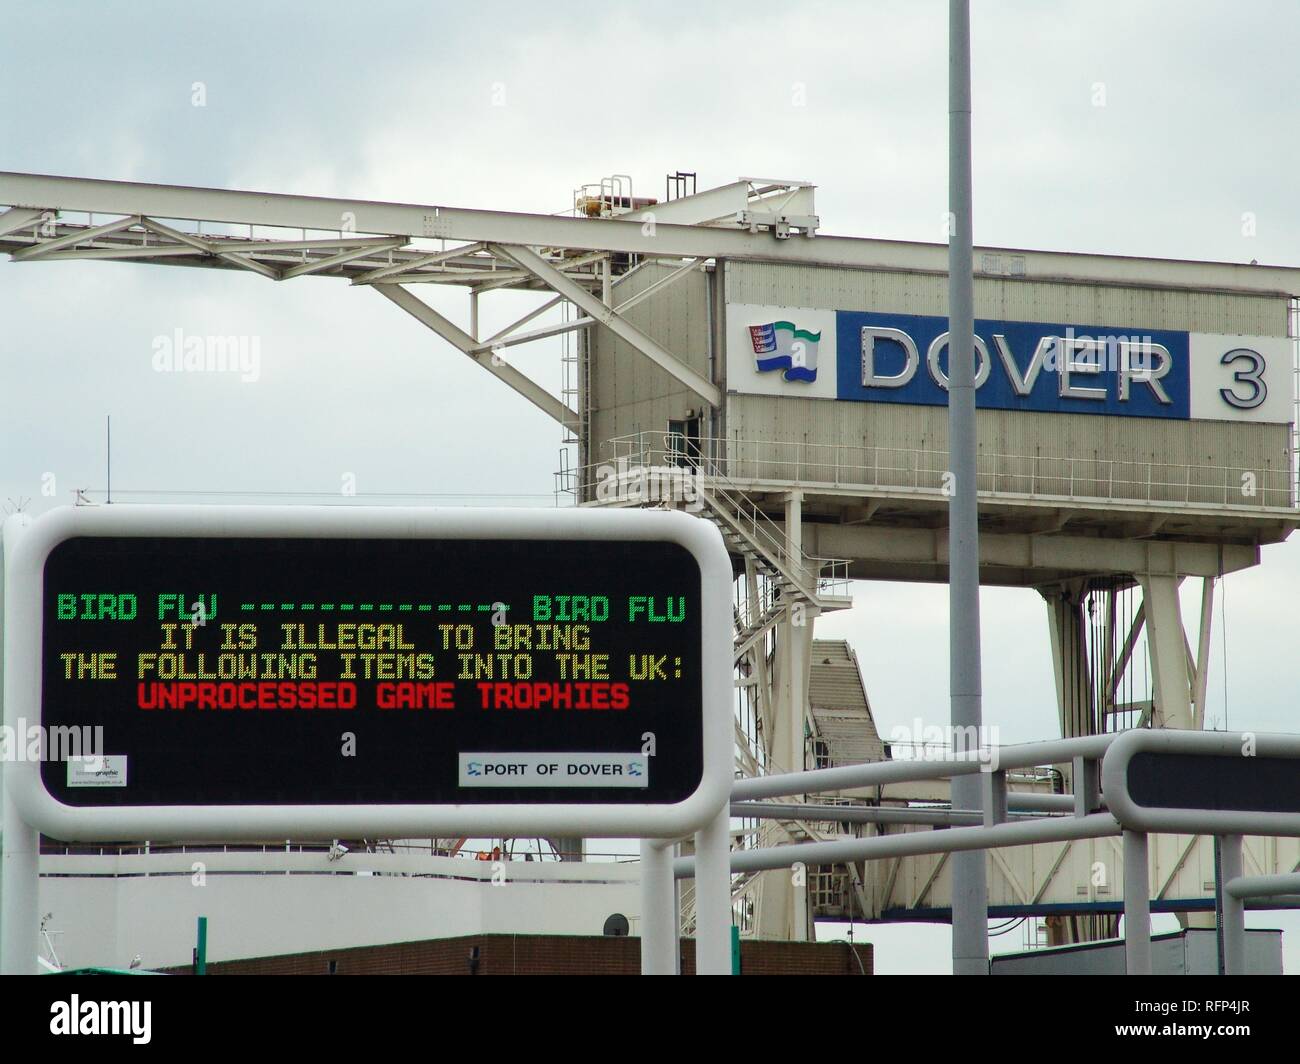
[834, 311, 1191, 419]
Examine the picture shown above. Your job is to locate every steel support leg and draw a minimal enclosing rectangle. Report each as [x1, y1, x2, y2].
[1123, 829, 1151, 975]
[1219, 834, 1246, 975]
[693, 805, 732, 975]
[639, 839, 678, 975]
[1, 515, 39, 975]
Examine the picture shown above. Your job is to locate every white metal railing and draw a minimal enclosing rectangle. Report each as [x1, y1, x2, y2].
[591, 431, 1297, 511]
[39, 840, 637, 864]
[569, 434, 852, 602]
[1290, 298, 1299, 506]
[733, 572, 786, 647]
[701, 475, 851, 602]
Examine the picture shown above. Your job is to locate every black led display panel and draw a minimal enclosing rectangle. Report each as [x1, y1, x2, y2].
[42, 536, 704, 807]
[1127, 752, 1300, 814]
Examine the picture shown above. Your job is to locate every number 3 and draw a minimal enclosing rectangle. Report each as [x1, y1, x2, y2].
[1219, 348, 1267, 409]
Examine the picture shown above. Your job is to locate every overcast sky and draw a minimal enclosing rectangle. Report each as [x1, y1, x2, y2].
[3, 0, 1299, 974]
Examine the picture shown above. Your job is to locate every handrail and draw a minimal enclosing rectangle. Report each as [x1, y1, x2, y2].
[38, 840, 639, 863]
[590, 430, 1297, 511]
[579, 432, 852, 601]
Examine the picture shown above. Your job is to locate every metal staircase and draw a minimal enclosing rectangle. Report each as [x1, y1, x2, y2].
[578, 433, 851, 657]
[680, 465, 853, 663]
[579, 434, 855, 939]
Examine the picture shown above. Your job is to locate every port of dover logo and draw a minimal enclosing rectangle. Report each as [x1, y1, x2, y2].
[748, 320, 820, 382]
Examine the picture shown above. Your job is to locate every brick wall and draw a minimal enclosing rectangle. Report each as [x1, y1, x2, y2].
[163, 934, 871, 975]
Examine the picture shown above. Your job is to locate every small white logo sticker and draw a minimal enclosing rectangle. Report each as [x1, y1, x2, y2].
[459, 753, 648, 788]
[67, 755, 128, 788]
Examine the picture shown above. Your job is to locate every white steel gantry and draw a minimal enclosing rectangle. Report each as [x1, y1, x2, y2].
[4, 171, 1300, 951]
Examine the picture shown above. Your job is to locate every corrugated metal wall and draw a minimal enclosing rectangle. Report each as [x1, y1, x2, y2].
[724, 260, 1289, 335]
[587, 260, 712, 471]
[720, 261, 1293, 506]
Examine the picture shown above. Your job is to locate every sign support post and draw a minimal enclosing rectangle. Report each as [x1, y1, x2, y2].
[0, 786, 40, 974]
[1219, 834, 1246, 975]
[1, 514, 39, 976]
[1122, 829, 1151, 975]
[693, 804, 731, 975]
[0, 801, 38, 976]
[947, 0, 990, 976]
[639, 838, 677, 975]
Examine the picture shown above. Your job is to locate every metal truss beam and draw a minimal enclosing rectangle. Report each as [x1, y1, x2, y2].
[468, 315, 591, 354]
[472, 249, 609, 295]
[20, 226, 434, 270]
[0, 206, 44, 238]
[205, 235, 409, 254]
[911, 852, 950, 909]
[374, 283, 575, 425]
[137, 217, 280, 279]
[7, 172, 1296, 293]
[7, 169, 1300, 314]
[1155, 833, 1200, 900]
[390, 270, 530, 288]
[491, 243, 721, 407]
[733, 721, 762, 777]
[613, 256, 707, 314]
[351, 243, 483, 285]
[483, 294, 564, 344]
[1031, 842, 1074, 905]
[616, 181, 752, 227]
[280, 238, 408, 279]
[10, 213, 140, 260]
[1190, 577, 1215, 729]
[1108, 603, 1146, 705]
[988, 847, 1031, 906]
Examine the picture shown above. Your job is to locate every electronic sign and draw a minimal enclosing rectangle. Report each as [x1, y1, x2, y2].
[1102, 729, 1300, 836]
[2, 506, 733, 841]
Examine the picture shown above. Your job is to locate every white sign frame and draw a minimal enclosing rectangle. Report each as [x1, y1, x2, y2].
[1102, 728, 1300, 836]
[3, 505, 733, 841]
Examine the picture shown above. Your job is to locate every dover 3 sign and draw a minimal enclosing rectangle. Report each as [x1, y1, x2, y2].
[727, 302, 1293, 423]
[2, 506, 733, 840]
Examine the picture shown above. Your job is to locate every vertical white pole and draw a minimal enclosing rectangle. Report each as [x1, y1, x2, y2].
[639, 838, 677, 975]
[1219, 834, 1246, 975]
[947, 0, 989, 977]
[671, 842, 682, 974]
[783, 491, 811, 941]
[1123, 829, 1151, 975]
[693, 805, 731, 975]
[1, 514, 39, 975]
[0, 798, 39, 975]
